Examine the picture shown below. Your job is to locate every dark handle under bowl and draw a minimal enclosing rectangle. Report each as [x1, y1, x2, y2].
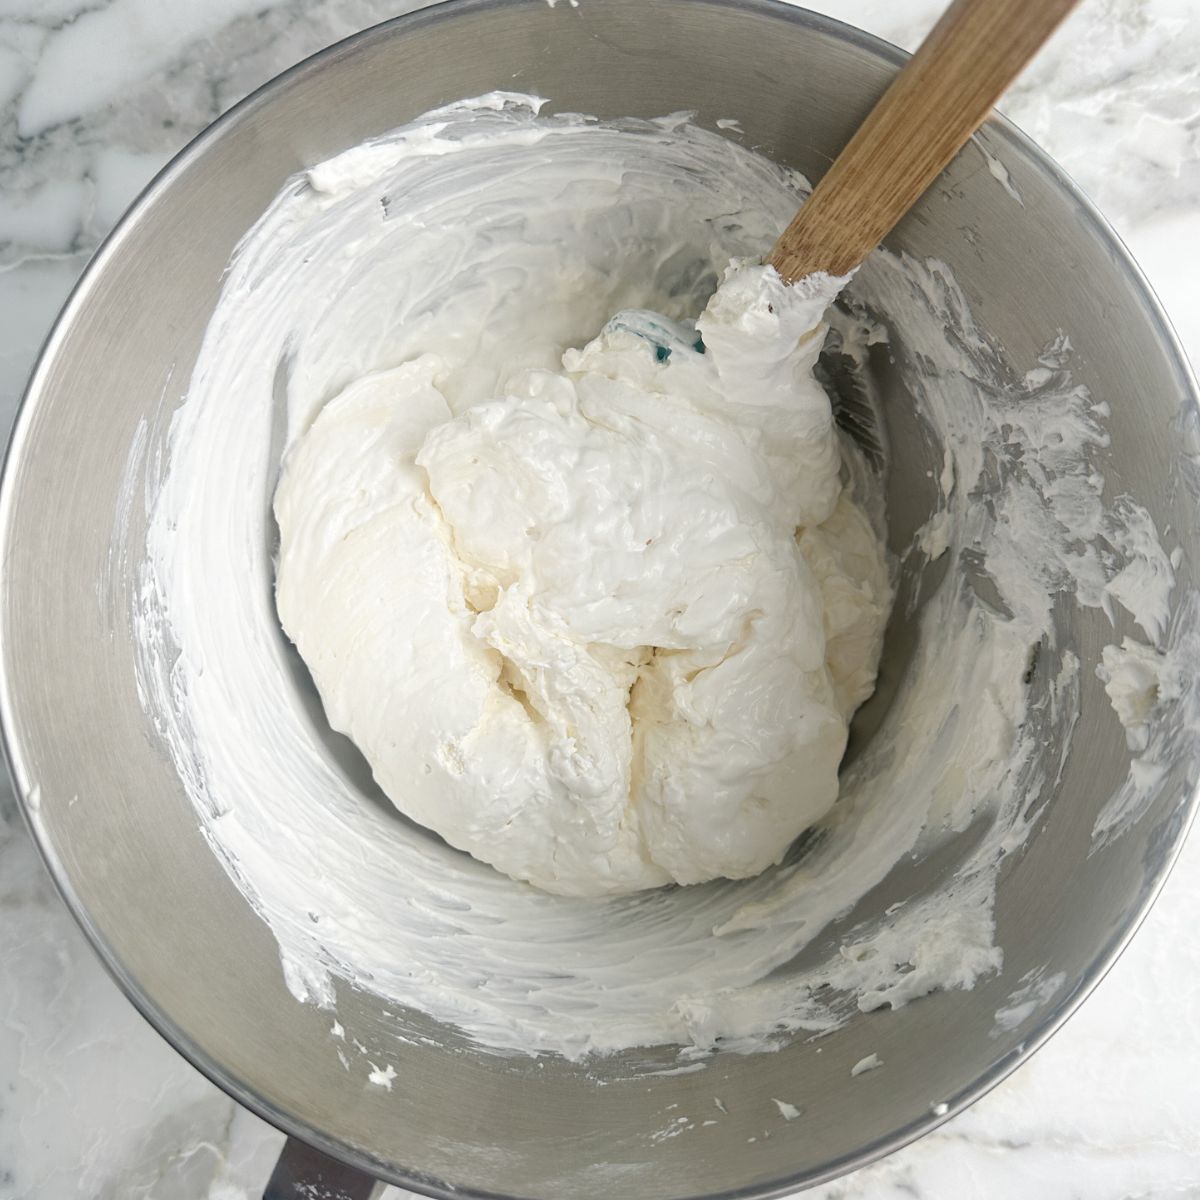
[264, 1137, 384, 1199]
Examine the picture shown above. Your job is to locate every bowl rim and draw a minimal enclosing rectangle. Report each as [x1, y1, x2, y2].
[2, 1, 1198, 1197]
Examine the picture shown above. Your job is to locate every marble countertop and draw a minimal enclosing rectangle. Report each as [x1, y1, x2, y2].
[2, 1, 1199, 1197]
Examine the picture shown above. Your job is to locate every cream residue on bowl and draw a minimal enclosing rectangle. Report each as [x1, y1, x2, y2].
[131, 93, 1186, 1060]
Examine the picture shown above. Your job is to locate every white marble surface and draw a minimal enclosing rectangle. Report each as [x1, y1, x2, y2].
[2, 1, 1199, 1197]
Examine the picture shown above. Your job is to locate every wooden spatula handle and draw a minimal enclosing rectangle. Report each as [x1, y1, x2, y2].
[768, 0, 1078, 282]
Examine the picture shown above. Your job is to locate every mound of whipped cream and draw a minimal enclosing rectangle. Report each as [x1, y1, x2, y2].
[274, 263, 890, 896]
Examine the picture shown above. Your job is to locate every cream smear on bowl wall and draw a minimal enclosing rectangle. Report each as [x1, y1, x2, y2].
[130, 94, 1196, 1063]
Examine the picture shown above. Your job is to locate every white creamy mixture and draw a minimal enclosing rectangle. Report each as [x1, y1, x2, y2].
[134, 94, 1190, 1060]
[275, 263, 889, 896]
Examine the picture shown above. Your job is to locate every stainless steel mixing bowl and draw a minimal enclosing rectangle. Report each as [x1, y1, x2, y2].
[3, 2, 1198, 1198]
